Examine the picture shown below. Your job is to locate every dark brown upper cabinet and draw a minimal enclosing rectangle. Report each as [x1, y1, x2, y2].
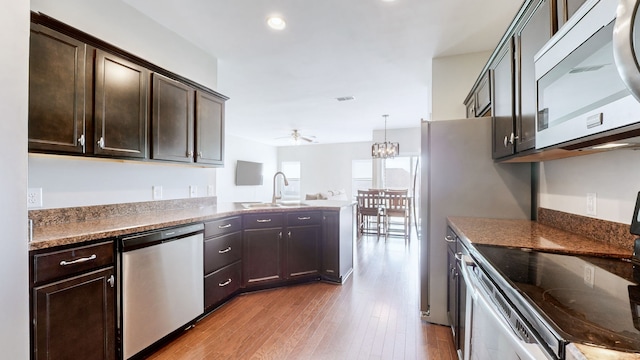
[94, 50, 149, 158]
[515, 0, 553, 153]
[28, 24, 87, 154]
[195, 91, 225, 166]
[151, 73, 195, 163]
[556, 0, 587, 30]
[491, 41, 515, 159]
[28, 13, 228, 166]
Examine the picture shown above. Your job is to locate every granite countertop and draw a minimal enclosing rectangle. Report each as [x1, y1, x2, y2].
[447, 216, 632, 259]
[29, 199, 355, 251]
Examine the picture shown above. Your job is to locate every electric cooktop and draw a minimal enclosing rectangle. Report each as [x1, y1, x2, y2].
[474, 244, 640, 355]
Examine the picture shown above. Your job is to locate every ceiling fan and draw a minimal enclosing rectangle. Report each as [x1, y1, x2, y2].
[278, 129, 317, 144]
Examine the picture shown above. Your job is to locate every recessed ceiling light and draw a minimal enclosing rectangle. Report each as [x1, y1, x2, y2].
[267, 16, 286, 30]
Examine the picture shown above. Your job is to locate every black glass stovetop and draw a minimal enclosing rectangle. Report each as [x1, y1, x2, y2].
[474, 244, 640, 354]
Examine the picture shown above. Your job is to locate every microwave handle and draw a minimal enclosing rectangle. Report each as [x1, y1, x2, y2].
[613, 0, 640, 102]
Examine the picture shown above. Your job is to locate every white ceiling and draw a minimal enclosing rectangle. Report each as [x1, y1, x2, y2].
[122, 0, 524, 146]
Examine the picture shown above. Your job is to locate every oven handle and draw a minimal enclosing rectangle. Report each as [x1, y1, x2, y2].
[468, 270, 550, 360]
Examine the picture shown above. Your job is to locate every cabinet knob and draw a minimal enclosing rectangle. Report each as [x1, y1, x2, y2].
[77, 134, 85, 147]
[509, 132, 518, 145]
[197, 151, 203, 158]
[107, 274, 115, 288]
[97, 137, 105, 149]
[187, 151, 194, 157]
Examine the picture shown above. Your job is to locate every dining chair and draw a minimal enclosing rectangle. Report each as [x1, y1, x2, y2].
[382, 189, 410, 240]
[357, 190, 383, 236]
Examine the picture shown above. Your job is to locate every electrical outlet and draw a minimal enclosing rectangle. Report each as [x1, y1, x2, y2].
[586, 193, 597, 216]
[207, 185, 215, 196]
[584, 264, 595, 288]
[27, 188, 43, 208]
[152, 186, 163, 200]
[189, 185, 197, 198]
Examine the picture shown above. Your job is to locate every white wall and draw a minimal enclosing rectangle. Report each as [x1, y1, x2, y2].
[27, 0, 221, 209]
[431, 51, 491, 121]
[30, 0, 217, 89]
[278, 142, 372, 200]
[28, 155, 217, 209]
[1, 0, 30, 357]
[216, 134, 278, 203]
[539, 149, 640, 224]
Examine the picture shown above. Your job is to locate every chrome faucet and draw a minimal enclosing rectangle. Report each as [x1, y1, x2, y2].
[272, 171, 289, 204]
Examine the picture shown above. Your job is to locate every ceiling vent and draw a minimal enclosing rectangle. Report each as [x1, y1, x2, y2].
[336, 96, 355, 102]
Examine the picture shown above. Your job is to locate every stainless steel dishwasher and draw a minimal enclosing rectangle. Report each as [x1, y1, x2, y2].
[118, 223, 204, 359]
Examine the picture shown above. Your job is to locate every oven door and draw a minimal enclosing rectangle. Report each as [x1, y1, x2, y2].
[466, 265, 551, 360]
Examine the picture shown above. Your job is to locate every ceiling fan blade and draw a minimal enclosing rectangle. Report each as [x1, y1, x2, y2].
[301, 136, 314, 142]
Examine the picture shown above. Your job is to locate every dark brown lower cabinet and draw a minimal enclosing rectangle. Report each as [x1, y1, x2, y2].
[33, 267, 115, 360]
[243, 228, 284, 287]
[204, 261, 242, 308]
[286, 225, 320, 278]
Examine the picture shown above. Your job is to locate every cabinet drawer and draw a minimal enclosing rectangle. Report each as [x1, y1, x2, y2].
[243, 213, 284, 229]
[287, 211, 322, 226]
[204, 261, 241, 308]
[205, 216, 242, 238]
[33, 241, 114, 285]
[204, 232, 242, 274]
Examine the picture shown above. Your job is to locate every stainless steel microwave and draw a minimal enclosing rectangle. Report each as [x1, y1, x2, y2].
[535, 0, 640, 149]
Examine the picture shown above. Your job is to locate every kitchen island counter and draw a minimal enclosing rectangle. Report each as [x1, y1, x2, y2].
[29, 198, 355, 251]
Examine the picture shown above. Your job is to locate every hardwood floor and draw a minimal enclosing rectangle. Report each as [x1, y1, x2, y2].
[148, 234, 456, 360]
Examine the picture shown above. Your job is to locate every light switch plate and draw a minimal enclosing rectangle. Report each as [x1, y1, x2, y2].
[586, 193, 597, 216]
[153, 186, 163, 200]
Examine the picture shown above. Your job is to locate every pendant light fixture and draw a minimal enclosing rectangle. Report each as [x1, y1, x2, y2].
[371, 114, 399, 159]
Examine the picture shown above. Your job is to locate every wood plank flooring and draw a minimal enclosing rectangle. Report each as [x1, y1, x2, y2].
[147, 233, 456, 360]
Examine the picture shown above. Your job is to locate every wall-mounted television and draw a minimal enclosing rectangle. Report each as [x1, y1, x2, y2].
[235, 160, 263, 186]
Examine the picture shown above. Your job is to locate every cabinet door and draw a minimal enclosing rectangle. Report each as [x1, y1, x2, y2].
[243, 228, 283, 286]
[516, 0, 552, 153]
[557, 0, 587, 29]
[475, 73, 491, 117]
[94, 50, 148, 158]
[491, 40, 516, 159]
[151, 73, 195, 163]
[195, 91, 225, 166]
[286, 226, 321, 279]
[33, 267, 115, 360]
[322, 212, 340, 280]
[28, 24, 86, 154]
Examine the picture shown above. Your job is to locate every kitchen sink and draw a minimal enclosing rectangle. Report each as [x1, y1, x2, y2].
[241, 202, 308, 209]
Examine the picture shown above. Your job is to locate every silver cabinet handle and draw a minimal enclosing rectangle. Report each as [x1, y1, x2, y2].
[257, 219, 272, 223]
[503, 135, 509, 148]
[288, 231, 291, 239]
[218, 279, 232, 287]
[77, 134, 85, 147]
[455, 252, 464, 262]
[107, 274, 115, 288]
[60, 254, 96, 266]
[198, 151, 203, 158]
[218, 246, 232, 254]
[509, 132, 518, 145]
[297, 216, 311, 220]
[218, 223, 232, 229]
[187, 151, 194, 157]
[445, 235, 455, 243]
[97, 137, 105, 149]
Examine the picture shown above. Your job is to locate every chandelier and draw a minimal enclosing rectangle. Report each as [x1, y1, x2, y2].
[371, 114, 399, 159]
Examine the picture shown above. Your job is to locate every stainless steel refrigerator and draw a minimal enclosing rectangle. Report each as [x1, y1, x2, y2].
[419, 117, 531, 325]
